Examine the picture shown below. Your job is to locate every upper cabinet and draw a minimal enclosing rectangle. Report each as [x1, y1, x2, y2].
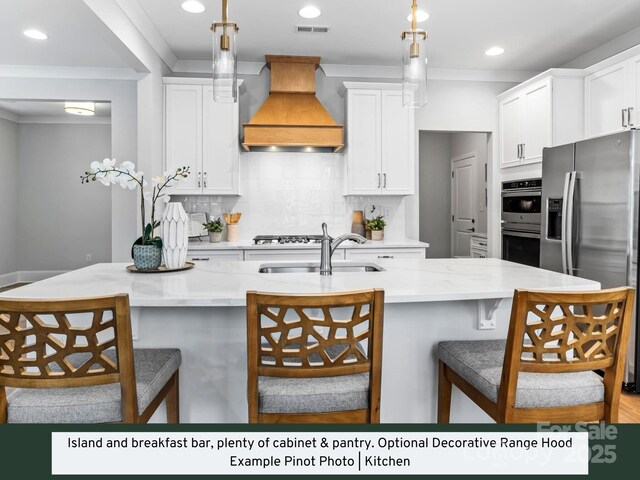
[340, 83, 415, 195]
[163, 78, 242, 195]
[585, 54, 640, 138]
[498, 70, 584, 168]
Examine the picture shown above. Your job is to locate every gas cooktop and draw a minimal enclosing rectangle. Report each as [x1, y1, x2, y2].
[253, 235, 324, 245]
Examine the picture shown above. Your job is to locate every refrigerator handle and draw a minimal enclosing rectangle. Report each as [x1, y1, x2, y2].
[565, 171, 578, 276]
[561, 172, 571, 274]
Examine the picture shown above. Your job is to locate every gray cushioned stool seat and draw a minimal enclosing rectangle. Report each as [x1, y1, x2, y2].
[438, 340, 604, 408]
[259, 373, 369, 414]
[6, 349, 181, 423]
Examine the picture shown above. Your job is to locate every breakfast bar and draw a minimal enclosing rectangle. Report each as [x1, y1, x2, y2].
[1, 258, 600, 423]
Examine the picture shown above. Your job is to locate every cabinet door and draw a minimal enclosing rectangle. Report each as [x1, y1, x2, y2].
[381, 90, 414, 195]
[500, 93, 522, 167]
[585, 61, 629, 137]
[165, 84, 202, 194]
[345, 90, 382, 195]
[522, 78, 551, 164]
[630, 55, 640, 128]
[202, 86, 240, 195]
[345, 248, 426, 261]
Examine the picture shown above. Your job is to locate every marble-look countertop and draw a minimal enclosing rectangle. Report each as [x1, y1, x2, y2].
[187, 238, 429, 251]
[1, 259, 599, 307]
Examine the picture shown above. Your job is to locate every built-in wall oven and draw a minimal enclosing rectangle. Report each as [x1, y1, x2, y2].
[501, 178, 542, 267]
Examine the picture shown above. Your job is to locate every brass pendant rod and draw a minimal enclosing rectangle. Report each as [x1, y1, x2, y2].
[411, 0, 417, 32]
[222, 0, 228, 23]
[410, 0, 418, 58]
[221, 0, 229, 51]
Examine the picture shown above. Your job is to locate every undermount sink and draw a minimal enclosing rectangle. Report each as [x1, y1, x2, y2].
[258, 261, 385, 273]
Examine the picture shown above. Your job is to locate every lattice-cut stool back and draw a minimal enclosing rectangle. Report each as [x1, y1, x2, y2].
[437, 287, 635, 424]
[246, 289, 384, 423]
[0, 295, 180, 424]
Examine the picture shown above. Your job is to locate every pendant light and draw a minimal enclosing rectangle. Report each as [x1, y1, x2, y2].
[211, 0, 239, 103]
[401, 0, 428, 108]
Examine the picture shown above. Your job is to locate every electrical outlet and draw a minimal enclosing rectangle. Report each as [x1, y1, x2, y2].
[86, 254, 92, 263]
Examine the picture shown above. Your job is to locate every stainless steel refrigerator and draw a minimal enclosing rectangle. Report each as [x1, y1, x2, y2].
[540, 130, 639, 391]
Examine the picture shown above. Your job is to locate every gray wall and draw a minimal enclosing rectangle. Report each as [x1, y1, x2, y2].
[419, 131, 452, 258]
[0, 118, 19, 276]
[18, 123, 112, 271]
[450, 132, 488, 234]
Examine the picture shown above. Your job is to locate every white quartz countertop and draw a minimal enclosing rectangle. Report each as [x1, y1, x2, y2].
[1, 259, 599, 307]
[187, 238, 429, 250]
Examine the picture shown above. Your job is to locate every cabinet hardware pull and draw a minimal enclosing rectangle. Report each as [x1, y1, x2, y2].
[517, 144, 522, 159]
[377, 255, 394, 259]
[622, 109, 628, 128]
[197, 172, 202, 188]
[629, 107, 635, 127]
[191, 257, 210, 261]
[378, 173, 381, 188]
[466, 227, 475, 232]
[478, 242, 487, 246]
[383, 173, 387, 188]
[203, 172, 207, 189]
[521, 143, 525, 158]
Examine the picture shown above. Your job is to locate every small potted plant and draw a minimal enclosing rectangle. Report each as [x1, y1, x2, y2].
[203, 217, 224, 243]
[366, 215, 386, 241]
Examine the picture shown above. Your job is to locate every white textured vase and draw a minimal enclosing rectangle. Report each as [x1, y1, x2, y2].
[161, 202, 189, 269]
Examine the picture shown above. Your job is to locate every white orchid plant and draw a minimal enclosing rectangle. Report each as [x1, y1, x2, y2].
[80, 159, 190, 255]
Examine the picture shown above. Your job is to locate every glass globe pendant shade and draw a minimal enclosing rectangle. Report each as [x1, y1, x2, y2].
[212, 25, 238, 103]
[402, 33, 427, 108]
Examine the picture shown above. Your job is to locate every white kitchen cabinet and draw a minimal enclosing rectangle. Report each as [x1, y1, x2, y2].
[244, 249, 344, 262]
[164, 78, 241, 195]
[345, 248, 426, 261]
[470, 235, 488, 259]
[340, 83, 415, 195]
[188, 250, 244, 262]
[585, 54, 640, 138]
[498, 70, 584, 168]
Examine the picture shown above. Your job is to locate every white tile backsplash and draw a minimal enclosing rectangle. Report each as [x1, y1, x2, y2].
[172, 152, 406, 240]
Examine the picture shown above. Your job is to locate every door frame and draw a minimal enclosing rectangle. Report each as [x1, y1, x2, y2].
[450, 152, 478, 257]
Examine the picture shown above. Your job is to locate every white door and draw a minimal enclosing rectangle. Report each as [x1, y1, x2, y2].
[585, 61, 629, 137]
[380, 90, 414, 195]
[202, 85, 239, 195]
[451, 154, 477, 257]
[500, 94, 522, 167]
[522, 78, 552, 164]
[346, 90, 382, 194]
[165, 84, 202, 194]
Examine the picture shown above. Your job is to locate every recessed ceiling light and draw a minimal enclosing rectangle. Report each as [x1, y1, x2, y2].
[23, 29, 48, 40]
[181, 1, 205, 14]
[298, 6, 322, 19]
[406, 10, 429, 22]
[64, 102, 96, 116]
[485, 46, 505, 56]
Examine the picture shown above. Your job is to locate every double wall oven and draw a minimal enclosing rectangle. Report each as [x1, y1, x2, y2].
[501, 178, 542, 267]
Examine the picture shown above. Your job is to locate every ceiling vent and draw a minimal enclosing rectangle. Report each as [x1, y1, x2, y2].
[295, 25, 330, 34]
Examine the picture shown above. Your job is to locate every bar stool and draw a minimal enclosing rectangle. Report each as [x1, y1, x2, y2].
[246, 289, 384, 423]
[437, 287, 635, 423]
[0, 294, 181, 423]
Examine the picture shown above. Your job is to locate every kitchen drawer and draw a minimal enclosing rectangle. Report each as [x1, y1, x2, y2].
[244, 249, 342, 262]
[188, 250, 244, 262]
[470, 236, 488, 251]
[345, 248, 426, 261]
[470, 248, 487, 259]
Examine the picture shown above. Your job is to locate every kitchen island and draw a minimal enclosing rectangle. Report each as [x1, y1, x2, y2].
[1, 258, 599, 423]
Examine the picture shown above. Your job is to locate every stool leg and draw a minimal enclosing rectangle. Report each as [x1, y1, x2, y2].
[438, 360, 452, 424]
[166, 371, 180, 423]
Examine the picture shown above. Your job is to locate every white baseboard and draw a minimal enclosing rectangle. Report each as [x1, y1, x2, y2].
[0, 270, 68, 287]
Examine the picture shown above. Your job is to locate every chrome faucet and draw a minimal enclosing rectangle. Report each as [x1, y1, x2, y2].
[320, 222, 367, 275]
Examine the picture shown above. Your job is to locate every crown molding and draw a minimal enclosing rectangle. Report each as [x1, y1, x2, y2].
[16, 116, 111, 125]
[0, 65, 142, 80]
[172, 59, 266, 76]
[0, 107, 19, 123]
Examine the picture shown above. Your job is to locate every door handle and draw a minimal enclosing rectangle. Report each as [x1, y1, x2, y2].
[197, 171, 202, 188]
[383, 173, 387, 188]
[629, 107, 635, 127]
[203, 172, 207, 189]
[377, 255, 395, 259]
[521, 143, 525, 158]
[378, 173, 381, 188]
[517, 144, 521, 159]
[622, 108, 628, 128]
[466, 228, 475, 232]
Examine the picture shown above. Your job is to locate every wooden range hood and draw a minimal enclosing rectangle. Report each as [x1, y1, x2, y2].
[242, 55, 344, 152]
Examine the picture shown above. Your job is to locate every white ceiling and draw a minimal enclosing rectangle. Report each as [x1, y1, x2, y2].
[0, 101, 111, 118]
[0, 0, 640, 73]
